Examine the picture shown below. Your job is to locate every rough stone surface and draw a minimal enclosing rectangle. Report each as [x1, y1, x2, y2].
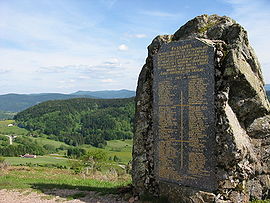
[132, 14, 270, 202]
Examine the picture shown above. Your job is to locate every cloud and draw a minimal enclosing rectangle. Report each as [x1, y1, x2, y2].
[77, 75, 90, 80]
[38, 63, 122, 76]
[118, 44, 129, 51]
[0, 2, 116, 56]
[0, 68, 11, 74]
[103, 58, 120, 65]
[38, 66, 67, 73]
[0, 1, 146, 94]
[57, 79, 76, 89]
[101, 78, 114, 83]
[134, 34, 147, 38]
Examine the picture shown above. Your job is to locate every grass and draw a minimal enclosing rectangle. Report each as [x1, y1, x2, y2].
[0, 119, 133, 164]
[105, 140, 133, 163]
[0, 120, 28, 136]
[106, 140, 133, 152]
[81, 139, 133, 164]
[0, 166, 131, 194]
[5, 156, 69, 167]
[0, 120, 70, 148]
[66, 192, 86, 200]
[28, 137, 69, 148]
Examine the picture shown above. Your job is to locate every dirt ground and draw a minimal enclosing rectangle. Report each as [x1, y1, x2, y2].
[0, 189, 130, 203]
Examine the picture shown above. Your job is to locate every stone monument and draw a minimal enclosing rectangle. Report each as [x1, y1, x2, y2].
[132, 14, 270, 203]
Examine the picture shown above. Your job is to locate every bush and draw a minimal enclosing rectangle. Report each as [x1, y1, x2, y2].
[0, 156, 5, 163]
[0, 156, 9, 169]
[82, 149, 108, 172]
[84, 149, 108, 162]
[58, 144, 69, 150]
[113, 155, 121, 162]
[43, 144, 56, 153]
[67, 148, 86, 158]
[68, 160, 85, 174]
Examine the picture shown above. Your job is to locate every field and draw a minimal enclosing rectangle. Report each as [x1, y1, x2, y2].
[5, 156, 69, 167]
[0, 120, 28, 136]
[0, 120, 133, 165]
[105, 140, 133, 163]
[0, 119, 133, 201]
[80, 139, 133, 164]
[29, 137, 70, 148]
[0, 166, 131, 194]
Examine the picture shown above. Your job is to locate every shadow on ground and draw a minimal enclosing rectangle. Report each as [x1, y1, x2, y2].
[31, 183, 132, 203]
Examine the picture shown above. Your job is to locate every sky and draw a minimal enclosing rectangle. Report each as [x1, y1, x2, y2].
[0, 0, 270, 94]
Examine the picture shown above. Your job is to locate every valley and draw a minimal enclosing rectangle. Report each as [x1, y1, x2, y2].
[0, 114, 133, 202]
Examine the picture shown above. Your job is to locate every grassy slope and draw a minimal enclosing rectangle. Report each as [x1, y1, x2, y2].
[5, 156, 69, 166]
[29, 137, 69, 148]
[5, 139, 133, 166]
[0, 120, 133, 164]
[0, 120, 28, 136]
[0, 166, 130, 193]
[4, 139, 133, 165]
[80, 139, 133, 164]
[105, 140, 133, 163]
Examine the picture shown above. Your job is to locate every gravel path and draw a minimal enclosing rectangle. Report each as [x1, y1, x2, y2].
[0, 189, 130, 203]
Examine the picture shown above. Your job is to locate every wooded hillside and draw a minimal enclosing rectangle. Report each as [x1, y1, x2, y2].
[15, 98, 135, 147]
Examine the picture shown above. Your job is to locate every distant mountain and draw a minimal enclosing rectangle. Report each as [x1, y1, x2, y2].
[0, 90, 135, 112]
[72, 89, 135, 99]
[265, 84, 270, 91]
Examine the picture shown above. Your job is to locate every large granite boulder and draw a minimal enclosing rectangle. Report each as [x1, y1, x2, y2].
[132, 14, 270, 202]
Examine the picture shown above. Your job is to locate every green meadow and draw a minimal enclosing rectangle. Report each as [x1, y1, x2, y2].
[0, 120, 28, 136]
[0, 119, 133, 201]
[0, 166, 130, 193]
[5, 156, 69, 166]
[0, 120, 133, 165]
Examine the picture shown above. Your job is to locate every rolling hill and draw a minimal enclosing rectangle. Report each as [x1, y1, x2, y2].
[71, 89, 135, 98]
[14, 97, 135, 147]
[265, 84, 270, 91]
[0, 90, 135, 112]
[265, 84, 270, 100]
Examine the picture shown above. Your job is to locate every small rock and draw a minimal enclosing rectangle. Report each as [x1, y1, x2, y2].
[129, 197, 135, 203]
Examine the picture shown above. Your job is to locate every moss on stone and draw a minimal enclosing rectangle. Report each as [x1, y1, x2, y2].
[198, 21, 218, 33]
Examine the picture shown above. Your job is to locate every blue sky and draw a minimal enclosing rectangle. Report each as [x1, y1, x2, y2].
[0, 0, 270, 94]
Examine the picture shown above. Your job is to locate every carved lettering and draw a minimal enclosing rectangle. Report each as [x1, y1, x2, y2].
[153, 39, 217, 191]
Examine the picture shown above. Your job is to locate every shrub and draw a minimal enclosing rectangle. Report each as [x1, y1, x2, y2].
[0, 156, 5, 163]
[84, 149, 108, 162]
[67, 148, 86, 158]
[0, 156, 9, 169]
[68, 159, 84, 174]
[43, 144, 56, 153]
[113, 155, 121, 162]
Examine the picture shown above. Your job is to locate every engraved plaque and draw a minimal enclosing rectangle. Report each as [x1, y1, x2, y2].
[153, 38, 217, 191]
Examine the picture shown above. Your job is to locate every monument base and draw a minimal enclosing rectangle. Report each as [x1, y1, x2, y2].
[159, 182, 215, 203]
